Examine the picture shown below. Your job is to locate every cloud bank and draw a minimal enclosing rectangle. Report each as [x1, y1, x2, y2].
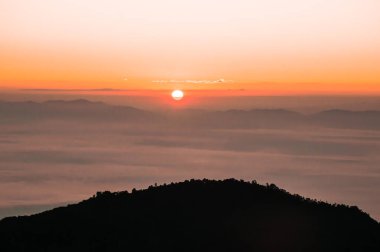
[0, 101, 379, 221]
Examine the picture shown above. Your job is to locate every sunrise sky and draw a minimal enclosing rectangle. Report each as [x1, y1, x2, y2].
[1, 0, 380, 94]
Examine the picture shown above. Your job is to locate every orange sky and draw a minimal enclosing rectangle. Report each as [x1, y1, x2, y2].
[1, 0, 380, 94]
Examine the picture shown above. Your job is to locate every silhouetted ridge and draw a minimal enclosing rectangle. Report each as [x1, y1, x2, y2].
[43, 99, 105, 105]
[0, 179, 379, 251]
[0, 99, 157, 123]
[2, 100, 380, 129]
[313, 110, 380, 129]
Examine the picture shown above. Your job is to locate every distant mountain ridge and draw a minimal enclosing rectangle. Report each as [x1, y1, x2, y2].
[1, 99, 379, 129]
[0, 179, 379, 251]
[0, 99, 158, 123]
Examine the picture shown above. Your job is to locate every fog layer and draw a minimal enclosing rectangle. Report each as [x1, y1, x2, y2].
[0, 100, 379, 220]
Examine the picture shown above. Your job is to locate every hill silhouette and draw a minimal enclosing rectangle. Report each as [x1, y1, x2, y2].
[1, 100, 380, 129]
[0, 100, 158, 123]
[0, 179, 379, 251]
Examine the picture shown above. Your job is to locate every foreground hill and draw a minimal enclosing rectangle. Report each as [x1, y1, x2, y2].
[0, 179, 379, 251]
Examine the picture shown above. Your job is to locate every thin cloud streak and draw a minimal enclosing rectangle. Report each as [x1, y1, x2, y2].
[152, 79, 234, 84]
[20, 88, 127, 92]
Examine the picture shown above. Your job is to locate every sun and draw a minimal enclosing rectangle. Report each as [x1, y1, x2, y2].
[171, 90, 184, 101]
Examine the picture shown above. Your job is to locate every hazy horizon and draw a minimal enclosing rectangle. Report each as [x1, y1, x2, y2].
[2, 89, 380, 113]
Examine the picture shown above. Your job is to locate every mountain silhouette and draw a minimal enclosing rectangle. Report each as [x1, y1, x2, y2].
[0, 179, 379, 251]
[1, 99, 379, 130]
[312, 109, 380, 129]
[0, 100, 158, 123]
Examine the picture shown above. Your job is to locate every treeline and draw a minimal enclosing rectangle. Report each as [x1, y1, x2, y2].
[0, 179, 379, 252]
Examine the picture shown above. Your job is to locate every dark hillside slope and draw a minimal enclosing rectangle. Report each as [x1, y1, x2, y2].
[0, 179, 379, 252]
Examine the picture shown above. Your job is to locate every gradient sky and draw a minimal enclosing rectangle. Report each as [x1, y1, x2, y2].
[1, 0, 380, 93]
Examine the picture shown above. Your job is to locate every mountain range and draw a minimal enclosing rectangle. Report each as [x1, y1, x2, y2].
[1, 99, 380, 129]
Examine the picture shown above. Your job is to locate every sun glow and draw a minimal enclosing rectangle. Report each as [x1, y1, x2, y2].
[171, 90, 184, 101]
